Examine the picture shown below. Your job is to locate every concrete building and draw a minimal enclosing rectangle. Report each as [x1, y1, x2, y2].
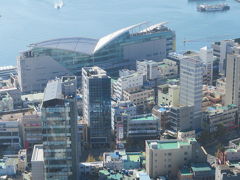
[225, 45, 240, 112]
[82, 66, 112, 147]
[168, 105, 194, 132]
[215, 164, 240, 180]
[31, 144, 44, 180]
[127, 114, 159, 138]
[0, 114, 21, 153]
[17, 22, 175, 93]
[136, 59, 178, 81]
[137, 60, 160, 80]
[0, 88, 22, 109]
[203, 104, 238, 132]
[0, 92, 14, 112]
[0, 66, 17, 80]
[178, 163, 215, 180]
[113, 70, 144, 100]
[200, 46, 214, 85]
[212, 40, 235, 75]
[80, 161, 103, 177]
[112, 101, 137, 142]
[158, 84, 180, 107]
[146, 138, 207, 179]
[180, 56, 203, 130]
[103, 150, 144, 171]
[123, 87, 155, 113]
[152, 106, 170, 131]
[41, 78, 79, 180]
[18, 112, 42, 161]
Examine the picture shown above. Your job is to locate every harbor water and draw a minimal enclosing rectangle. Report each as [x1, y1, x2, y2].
[0, 0, 240, 66]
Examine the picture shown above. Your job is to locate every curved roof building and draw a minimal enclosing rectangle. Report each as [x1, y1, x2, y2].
[17, 22, 175, 92]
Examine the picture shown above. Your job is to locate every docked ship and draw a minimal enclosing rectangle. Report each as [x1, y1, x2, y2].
[197, 4, 230, 12]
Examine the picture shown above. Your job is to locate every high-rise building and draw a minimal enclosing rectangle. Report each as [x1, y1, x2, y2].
[180, 57, 203, 129]
[212, 40, 235, 75]
[17, 22, 175, 93]
[82, 66, 112, 147]
[41, 77, 79, 180]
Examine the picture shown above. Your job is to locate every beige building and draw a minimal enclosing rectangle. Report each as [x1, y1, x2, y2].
[158, 84, 179, 107]
[145, 138, 207, 178]
[225, 45, 240, 109]
[123, 87, 155, 112]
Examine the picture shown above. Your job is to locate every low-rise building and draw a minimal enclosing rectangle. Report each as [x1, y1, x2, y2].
[113, 70, 144, 100]
[158, 84, 180, 107]
[18, 112, 42, 162]
[103, 150, 144, 171]
[215, 163, 240, 180]
[178, 163, 215, 180]
[203, 104, 238, 132]
[168, 105, 194, 132]
[0, 92, 14, 112]
[0, 114, 21, 153]
[146, 138, 207, 178]
[112, 101, 137, 143]
[152, 106, 170, 131]
[127, 114, 159, 138]
[79, 161, 103, 177]
[123, 87, 155, 113]
[31, 144, 44, 180]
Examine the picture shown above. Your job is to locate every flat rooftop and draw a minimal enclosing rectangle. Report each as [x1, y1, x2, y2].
[130, 114, 157, 121]
[31, 144, 44, 162]
[147, 138, 196, 150]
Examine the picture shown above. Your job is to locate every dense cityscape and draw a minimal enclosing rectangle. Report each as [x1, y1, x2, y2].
[1, 1, 240, 180]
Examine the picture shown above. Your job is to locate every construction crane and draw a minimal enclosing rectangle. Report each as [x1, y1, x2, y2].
[183, 34, 235, 46]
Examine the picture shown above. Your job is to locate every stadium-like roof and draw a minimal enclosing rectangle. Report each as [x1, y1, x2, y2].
[30, 22, 165, 55]
[31, 37, 98, 55]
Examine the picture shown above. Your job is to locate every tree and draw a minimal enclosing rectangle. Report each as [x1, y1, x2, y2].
[86, 154, 96, 162]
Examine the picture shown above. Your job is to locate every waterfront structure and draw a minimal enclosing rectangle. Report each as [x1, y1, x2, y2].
[203, 104, 238, 132]
[158, 84, 180, 107]
[17, 22, 175, 93]
[31, 144, 44, 180]
[180, 56, 203, 130]
[123, 87, 155, 113]
[113, 70, 144, 100]
[145, 138, 207, 178]
[127, 114, 159, 138]
[0, 66, 17, 80]
[41, 78, 79, 180]
[82, 66, 112, 147]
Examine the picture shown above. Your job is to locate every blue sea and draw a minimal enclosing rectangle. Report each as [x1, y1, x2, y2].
[0, 0, 240, 66]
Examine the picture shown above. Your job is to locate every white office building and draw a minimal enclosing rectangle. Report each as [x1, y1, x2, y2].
[180, 57, 203, 129]
[31, 144, 44, 180]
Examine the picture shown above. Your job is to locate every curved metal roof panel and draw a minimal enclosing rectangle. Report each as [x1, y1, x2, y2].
[31, 37, 98, 55]
[93, 22, 147, 53]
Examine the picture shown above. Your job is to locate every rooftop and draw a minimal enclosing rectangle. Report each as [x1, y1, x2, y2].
[191, 163, 213, 172]
[31, 144, 44, 162]
[130, 114, 157, 121]
[147, 138, 196, 150]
